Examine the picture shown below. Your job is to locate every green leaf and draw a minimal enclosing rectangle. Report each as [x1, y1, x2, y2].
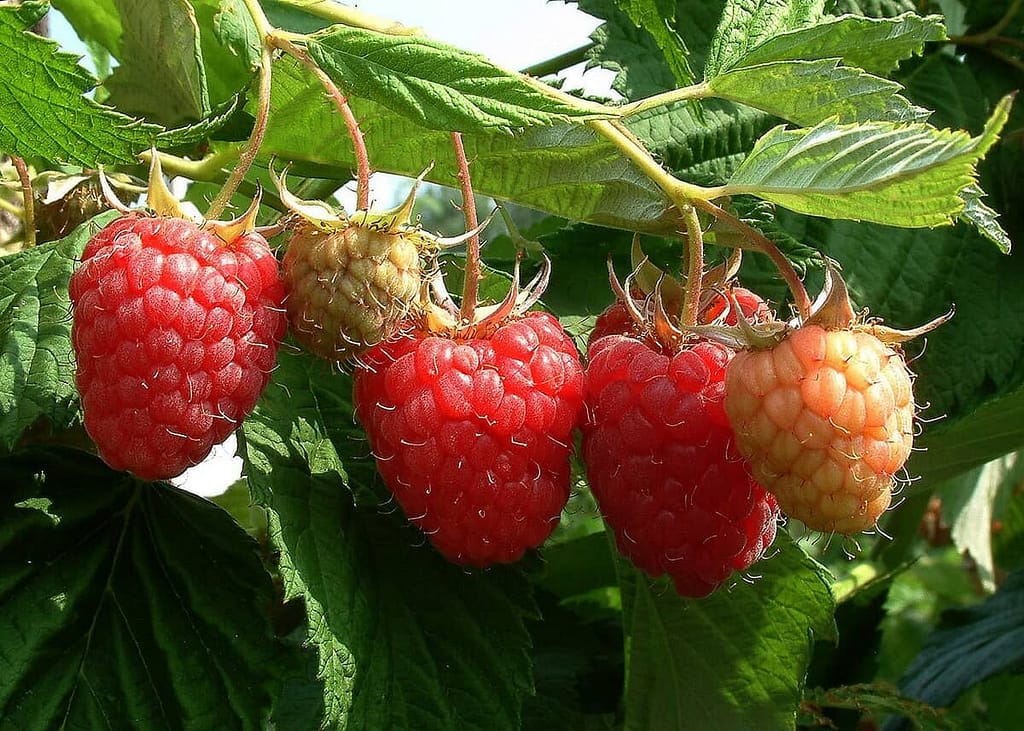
[620, 533, 836, 731]
[582, 0, 727, 97]
[900, 569, 1024, 707]
[306, 25, 609, 132]
[0, 5, 161, 165]
[106, 0, 210, 125]
[913, 387, 1024, 486]
[614, 0, 695, 85]
[958, 183, 1011, 253]
[723, 94, 1011, 227]
[155, 92, 247, 148]
[240, 350, 538, 729]
[50, 0, 123, 58]
[940, 453, 1024, 593]
[704, 0, 827, 78]
[707, 58, 927, 126]
[0, 212, 119, 450]
[0, 447, 283, 727]
[259, 57, 676, 234]
[191, 0, 262, 105]
[727, 12, 946, 76]
[625, 98, 775, 185]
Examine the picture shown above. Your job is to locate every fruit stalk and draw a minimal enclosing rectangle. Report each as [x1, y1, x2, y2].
[451, 132, 481, 321]
[11, 156, 34, 248]
[680, 203, 703, 328]
[206, 42, 274, 221]
[271, 35, 372, 209]
[695, 198, 812, 320]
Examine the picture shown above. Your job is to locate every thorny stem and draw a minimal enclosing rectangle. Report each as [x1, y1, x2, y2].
[271, 35, 371, 209]
[451, 132, 481, 321]
[206, 41, 273, 220]
[12, 156, 35, 248]
[694, 198, 813, 320]
[679, 204, 703, 328]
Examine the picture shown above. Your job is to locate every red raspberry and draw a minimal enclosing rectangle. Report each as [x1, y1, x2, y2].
[582, 333, 779, 598]
[70, 214, 287, 481]
[725, 325, 915, 534]
[353, 312, 585, 567]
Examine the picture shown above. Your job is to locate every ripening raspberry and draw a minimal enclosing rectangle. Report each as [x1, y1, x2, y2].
[70, 214, 286, 481]
[354, 312, 585, 567]
[725, 324, 915, 534]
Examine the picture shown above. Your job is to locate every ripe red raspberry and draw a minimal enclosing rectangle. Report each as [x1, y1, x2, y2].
[725, 325, 915, 534]
[70, 214, 287, 481]
[353, 312, 585, 567]
[583, 333, 779, 597]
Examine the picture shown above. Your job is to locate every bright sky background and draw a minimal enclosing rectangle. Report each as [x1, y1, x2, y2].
[50, 0, 617, 496]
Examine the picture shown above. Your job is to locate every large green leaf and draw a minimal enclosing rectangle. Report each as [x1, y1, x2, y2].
[258, 56, 675, 233]
[613, 0, 695, 85]
[620, 534, 836, 731]
[0, 447, 284, 727]
[723, 94, 1011, 227]
[105, 0, 210, 125]
[726, 12, 946, 76]
[0, 212, 118, 451]
[707, 58, 926, 126]
[240, 350, 537, 730]
[704, 0, 827, 78]
[0, 4, 161, 165]
[306, 25, 608, 132]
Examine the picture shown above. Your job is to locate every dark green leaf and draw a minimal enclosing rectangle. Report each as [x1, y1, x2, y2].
[0, 447, 284, 727]
[0, 5, 161, 165]
[307, 25, 609, 132]
[802, 683, 971, 730]
[900, 569, 1024, 706]
[620, 533, 836, 731]
[155, 92, 247, 148]
[614, 0, 695, 85]
[0, 212, 119, 450]
[240, 350, 538, 729]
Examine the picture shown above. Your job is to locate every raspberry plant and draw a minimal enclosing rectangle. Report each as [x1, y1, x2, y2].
[2, 1, 1024, 729]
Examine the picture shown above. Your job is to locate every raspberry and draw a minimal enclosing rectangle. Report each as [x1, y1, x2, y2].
[353, 312, 585, 566]
[283, 218, 422, 363]
[70, 214, 287, 481]
[724, 325, 915, 534]
[583, 333, 779, 597]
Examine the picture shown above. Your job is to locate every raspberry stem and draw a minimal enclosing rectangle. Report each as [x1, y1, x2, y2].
[694, 198, 812, 320]
[451, 132, 481, 321]
[206, 42, 273, 221]
[271, 36, 372, 210]
[680, 204, 703, 328]
[11, 156, 34, 248]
